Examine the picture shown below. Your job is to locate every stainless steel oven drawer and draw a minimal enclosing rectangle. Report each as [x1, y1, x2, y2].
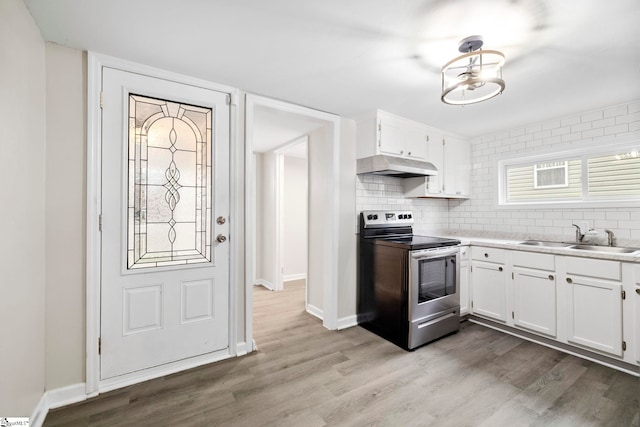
[408, 308, 460, 349]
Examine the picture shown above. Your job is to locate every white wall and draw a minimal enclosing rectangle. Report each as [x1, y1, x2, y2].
[337, 118, 357, 321]
[256, 152, 276, 287]
[44, 42, 86, 390]
[282, 156, 307, 280]
[0, 0, 46, 415]
[448, 101, 640, 245]
[307, 127, 329, 311]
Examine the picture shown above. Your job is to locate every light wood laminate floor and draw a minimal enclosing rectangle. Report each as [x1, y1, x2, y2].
[45, 280, 639, 426]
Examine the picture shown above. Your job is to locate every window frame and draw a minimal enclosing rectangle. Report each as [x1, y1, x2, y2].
[533, 161, 569, 189]
[497, 137, 640, 208]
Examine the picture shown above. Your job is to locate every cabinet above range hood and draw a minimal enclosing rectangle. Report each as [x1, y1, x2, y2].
[356, 155, 438, 178]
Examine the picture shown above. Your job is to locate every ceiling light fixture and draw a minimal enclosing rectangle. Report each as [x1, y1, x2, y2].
[441, 35, 505, 105]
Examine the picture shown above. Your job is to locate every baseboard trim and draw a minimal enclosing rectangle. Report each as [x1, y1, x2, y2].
[336, 315, 358, 330]
[254, 279, 274, 291]
[46, 382, 87, 410]
[29, 382, 88, 427]
[99, 348, 233, 393]
[306, 304, 323, 320]
[283, 273, 306, 282]
[236, 341, 249, 357]
[469, 316, 640, 377]
[29, 392, 49, 427]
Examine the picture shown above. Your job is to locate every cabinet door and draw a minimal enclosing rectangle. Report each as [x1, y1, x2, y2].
[513, 267, 557, 337]
[443, 137, 471, 197]
[471, 261, 507, 321]
[404, 123, 428, 160]
[565, 275, 623, 356]
[425, 132, 444, 194]
[378, 116, 404, 156]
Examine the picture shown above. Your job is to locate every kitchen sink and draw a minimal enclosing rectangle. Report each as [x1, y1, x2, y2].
[569, 245, 640, 254]
[518, 240, 574, 247]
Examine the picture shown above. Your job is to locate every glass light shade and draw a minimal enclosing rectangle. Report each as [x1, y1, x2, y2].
[441, 49, 505, 105]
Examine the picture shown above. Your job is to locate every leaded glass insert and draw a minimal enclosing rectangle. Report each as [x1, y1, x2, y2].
[128, 94, 212, 269]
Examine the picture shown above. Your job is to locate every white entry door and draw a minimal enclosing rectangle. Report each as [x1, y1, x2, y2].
[100, 68, 230, 379]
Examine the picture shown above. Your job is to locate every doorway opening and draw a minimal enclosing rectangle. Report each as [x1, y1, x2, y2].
[245, 95, 340, 352]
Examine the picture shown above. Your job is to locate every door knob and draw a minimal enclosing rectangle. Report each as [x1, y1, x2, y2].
[566, 277, 573, 284]
[216, 234, 227, 243]
[548, 275, 554, 281]
[216, 216, 226, 225]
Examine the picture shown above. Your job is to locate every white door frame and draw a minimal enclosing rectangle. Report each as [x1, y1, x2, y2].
[245, 95, 340, 351]
[86, 52, 241, 395]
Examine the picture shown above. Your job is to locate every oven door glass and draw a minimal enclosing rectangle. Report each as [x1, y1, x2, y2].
[417, 255, 456, 303]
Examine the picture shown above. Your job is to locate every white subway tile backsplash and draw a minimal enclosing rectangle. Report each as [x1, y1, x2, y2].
[448, 100, 640, 246]
[581, 110, 603, 122]
[582, 128, 604, 139]
[603, 105, 628, 118]
[604, 123, 628, 135]
[561, 116, 580, 127]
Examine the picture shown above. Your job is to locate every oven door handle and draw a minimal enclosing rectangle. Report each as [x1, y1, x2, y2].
[411, 247, 459, 260]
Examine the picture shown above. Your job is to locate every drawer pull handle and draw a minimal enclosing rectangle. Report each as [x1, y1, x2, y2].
[498, 267, 503, 272]
[566, 277, 573, 284]
[636, 289, 640, 295]
[484, 253, 489, 258]
[548, 275, 554, 281]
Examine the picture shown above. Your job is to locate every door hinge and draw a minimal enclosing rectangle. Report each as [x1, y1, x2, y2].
[622, 341, 626, 351]
[621, 290, 626, 300]
[512, 272, 514, 280]
[100, 91, 104, 109]
[471, 300, 473, 308]
[98, 337, 102, 355]
[99, 214, 102, 232]
[226, 94, 231, 105]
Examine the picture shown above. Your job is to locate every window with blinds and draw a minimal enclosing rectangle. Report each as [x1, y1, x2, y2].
[500, 144, 640, 205]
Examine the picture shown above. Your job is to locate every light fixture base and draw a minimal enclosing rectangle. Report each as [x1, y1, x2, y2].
[458, 35, 484, 53]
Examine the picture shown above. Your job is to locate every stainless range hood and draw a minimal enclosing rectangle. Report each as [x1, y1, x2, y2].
[356, 155, 438, 178]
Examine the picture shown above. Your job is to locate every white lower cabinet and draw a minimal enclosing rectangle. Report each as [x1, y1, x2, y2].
[513, 267, 557, 337]
[470, 247, 507, 322]
[511, 251, 557, 337]
[465, 246, 637, 368]
[563, 257, 624, 357]
[564, 274, 623, 356]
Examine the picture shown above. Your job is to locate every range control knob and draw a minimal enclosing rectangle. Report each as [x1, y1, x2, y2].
[373, 214, 378, 220]
[408, 214, 412, 219]
[367, 214, 373, 220]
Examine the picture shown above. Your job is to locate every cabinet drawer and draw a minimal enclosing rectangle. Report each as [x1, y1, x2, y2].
[513, 251, 555, 271]
[472, 247, 506, 263]
[565, 257, 621, 281]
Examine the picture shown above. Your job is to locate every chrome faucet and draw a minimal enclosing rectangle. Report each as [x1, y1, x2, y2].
[572, 224, 584, 242]
[604, 229, 615, 247]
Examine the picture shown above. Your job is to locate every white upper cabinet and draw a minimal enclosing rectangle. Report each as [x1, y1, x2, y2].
[404, 132, 471, 199]
[356, 110, 428, 160]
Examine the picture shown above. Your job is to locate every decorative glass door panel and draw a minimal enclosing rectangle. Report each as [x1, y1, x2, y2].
[128, 94, 212, 269]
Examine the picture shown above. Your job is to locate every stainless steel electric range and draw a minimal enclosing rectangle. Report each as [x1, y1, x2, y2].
[357, 210, 461, 350]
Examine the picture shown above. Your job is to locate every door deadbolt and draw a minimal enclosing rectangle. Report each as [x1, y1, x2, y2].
[216, 234, 227, 243]
[216, 216, 226, 225]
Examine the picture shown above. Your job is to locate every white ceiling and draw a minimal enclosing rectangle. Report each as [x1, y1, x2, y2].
[24, 0, 640, 138]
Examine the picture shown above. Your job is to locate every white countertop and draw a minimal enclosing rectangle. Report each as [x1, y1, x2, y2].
[444, 236, 640, 263]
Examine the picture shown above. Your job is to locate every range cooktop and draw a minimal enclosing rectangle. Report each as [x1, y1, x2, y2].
[371, 235, 460, 250]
